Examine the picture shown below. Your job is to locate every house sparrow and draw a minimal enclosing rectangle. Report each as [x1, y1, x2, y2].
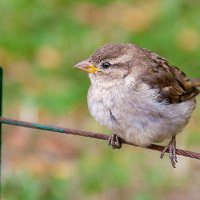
[74, 43, 200, 168]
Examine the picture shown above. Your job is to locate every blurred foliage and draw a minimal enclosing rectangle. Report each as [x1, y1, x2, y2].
[1, 0, 200, 114]
[0, 0, 200, 200]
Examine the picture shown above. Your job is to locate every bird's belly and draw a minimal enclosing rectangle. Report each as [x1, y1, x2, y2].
[88, 86, 196, 146]
[113, 99, 196, 146]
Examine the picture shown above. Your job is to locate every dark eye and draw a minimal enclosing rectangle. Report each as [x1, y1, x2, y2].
[101, 62, 111, 69]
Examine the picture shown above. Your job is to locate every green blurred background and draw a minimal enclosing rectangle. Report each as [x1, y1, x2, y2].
[1, 0, 200, 199]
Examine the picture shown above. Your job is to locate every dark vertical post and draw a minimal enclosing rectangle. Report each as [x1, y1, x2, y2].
[0, 67, 3, 193]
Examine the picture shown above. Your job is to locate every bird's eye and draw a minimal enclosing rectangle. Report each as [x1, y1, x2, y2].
[101, 62, 111, 69]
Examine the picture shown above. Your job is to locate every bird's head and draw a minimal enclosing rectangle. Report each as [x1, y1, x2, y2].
[74, 43, 143, 85]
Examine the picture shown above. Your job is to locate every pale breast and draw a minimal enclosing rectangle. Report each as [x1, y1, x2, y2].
[87, 85, 119, 130]
[87, 80, 196, 146]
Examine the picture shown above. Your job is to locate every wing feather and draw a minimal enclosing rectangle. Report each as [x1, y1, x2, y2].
[141, 50, 199, 104]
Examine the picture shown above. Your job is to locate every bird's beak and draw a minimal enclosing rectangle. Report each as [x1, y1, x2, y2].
[74, 59, 100, 73]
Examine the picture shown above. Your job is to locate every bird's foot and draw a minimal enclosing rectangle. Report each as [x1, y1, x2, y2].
[160, 136, 178, 168]
[108, 134, 122, 149]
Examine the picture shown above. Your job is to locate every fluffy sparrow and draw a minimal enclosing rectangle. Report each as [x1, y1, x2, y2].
[74, 43, 200, 168]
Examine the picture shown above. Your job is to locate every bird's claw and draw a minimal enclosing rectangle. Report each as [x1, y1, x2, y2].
[108, 134, 122, 149]
[160, 136, 178, 168]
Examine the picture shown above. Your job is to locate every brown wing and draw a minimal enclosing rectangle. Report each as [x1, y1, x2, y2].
[141, 50, 199, 104]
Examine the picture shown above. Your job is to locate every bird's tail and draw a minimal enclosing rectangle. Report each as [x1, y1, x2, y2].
[191, 79, 200, 87]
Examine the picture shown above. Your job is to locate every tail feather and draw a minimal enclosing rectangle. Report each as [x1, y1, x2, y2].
[191, 79, 200, 87]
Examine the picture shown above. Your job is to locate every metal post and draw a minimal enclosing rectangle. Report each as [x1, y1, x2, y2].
[0, 67, 3, 193]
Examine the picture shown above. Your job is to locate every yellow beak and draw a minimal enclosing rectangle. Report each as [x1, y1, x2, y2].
[74, 59, 100, 73]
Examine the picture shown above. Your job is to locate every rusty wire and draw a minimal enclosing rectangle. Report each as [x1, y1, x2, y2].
[0, 117, 200, 160]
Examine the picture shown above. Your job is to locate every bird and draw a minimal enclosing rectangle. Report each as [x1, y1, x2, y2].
[74, 43, 200, 168]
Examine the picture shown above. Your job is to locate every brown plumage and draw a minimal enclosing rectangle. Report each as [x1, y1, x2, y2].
[141, 49, 200, 103]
